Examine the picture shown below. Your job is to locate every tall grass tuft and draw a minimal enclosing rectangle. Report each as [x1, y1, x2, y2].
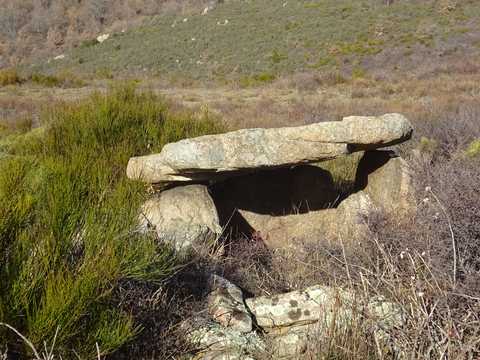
[0, 68, 22, 86]
[0, 85, 223, 358]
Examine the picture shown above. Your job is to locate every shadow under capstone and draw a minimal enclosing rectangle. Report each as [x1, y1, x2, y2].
[354, 150, 396, 192]
[211, 150, 402, 245]
[211, 165, 343, 240]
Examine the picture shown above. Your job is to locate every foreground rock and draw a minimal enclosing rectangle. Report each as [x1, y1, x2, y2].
[139, 185, 221, 253]
[246, 285, 405, 357]
[187, 321, 264, 360]
[245, 285, 354, 329]
[127, 114, 413, 184]
[187, 284, 405, 359]
[208, 275, 253, 333]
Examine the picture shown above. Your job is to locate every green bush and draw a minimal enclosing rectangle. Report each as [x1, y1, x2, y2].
[0, 68, 22, 86]
[30, 72, 61, 87]
[0, 85, 223, 358]
[30, 72, 86, 88]
[79, 38, 100, 48]
[239, 72, 276, 88]
[418, 136, 438, 155]
[466, 139, 480, 157]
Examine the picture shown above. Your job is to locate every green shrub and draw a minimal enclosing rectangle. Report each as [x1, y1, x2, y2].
[29, 72, 86, 88]
[239, 72, 276, 88]
[465, 139, 480, 157]
[0, 68, 22, 86]
[351, 66, 367, 79]
[30, 72, 61, 87]
[270, 49, 287, 64]
[418, 136, 438, 154]
[0, 85, 224, 358]
[79, 38, 99, 48]
[95, 67, 114, 80]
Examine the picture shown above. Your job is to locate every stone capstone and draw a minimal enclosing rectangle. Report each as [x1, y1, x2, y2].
[138, 184, 222, 253]
[127, 114, 413, 184]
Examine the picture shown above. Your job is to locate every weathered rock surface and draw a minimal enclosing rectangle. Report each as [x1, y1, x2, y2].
[208, 275, 253, 333]
[187, 283, 405, 359]
[139, 184, 221, 252]
[268, 328, 310, 357]
[245, 285, 354, 329]
[194, 351, 256, 360]
[218, 190, 375, 250]
[187, 321, 264, 359]
[245, 285, 405, 357]
[356, 150, 416, 218]
[127, 114, 413, 183]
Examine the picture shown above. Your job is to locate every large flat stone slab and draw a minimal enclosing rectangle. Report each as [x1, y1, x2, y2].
[127, 114, 412, 184]
[236, 191, 376, 249]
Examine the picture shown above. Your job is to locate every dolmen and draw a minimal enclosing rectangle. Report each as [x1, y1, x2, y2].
[127, 113, 415, 253]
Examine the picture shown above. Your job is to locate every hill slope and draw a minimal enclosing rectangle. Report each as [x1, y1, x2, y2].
[29, 0, 480, 82]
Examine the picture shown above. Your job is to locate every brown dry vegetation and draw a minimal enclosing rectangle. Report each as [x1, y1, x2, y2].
[0, 0, 213, 67]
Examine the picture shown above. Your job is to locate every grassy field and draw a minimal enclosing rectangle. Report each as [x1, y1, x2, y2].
[30, 0, 480, 83]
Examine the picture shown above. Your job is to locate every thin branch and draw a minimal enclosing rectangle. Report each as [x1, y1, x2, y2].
[0, 322, 41, 360]
[427, 188, 457, 288]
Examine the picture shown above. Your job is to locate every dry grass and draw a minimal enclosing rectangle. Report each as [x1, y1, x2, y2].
[0, 68, 21, 86]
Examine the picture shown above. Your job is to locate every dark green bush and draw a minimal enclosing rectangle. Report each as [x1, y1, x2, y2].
[0, 85, 223, 358]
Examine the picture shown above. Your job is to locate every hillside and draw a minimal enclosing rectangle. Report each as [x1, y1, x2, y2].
[25, 0, 480, 83]
[0, 0, 212, 68]
[1, 1, 480, 359]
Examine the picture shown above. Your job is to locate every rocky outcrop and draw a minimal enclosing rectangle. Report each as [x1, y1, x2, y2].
[245, 285, 354, 329]
[130, 113, 416, 252]
[139, 184, 221, 253]
[187, 321, 264, 360]
[127, 113, 415, 359]
[127, 114, 413, 184]
[207, 275, 253, 333]
[251, 285, 404, 357]
[187, 282, 405, 359]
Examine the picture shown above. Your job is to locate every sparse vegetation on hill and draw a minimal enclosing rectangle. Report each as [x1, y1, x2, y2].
[0, 0, 214, 68]
[25, 0, 480, 84]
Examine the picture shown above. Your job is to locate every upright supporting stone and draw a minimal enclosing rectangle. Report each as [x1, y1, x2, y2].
[139, 184, 222, 253]
[356, 150, 416, 218]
